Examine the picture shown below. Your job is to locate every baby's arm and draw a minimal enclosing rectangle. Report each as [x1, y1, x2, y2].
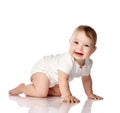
[58, 71, 80, 103]
[82, 75, 103, 100]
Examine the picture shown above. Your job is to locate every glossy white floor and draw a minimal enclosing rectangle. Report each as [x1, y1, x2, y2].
[0, 75, 120, 113]
[0, 95, 104, 113]
[0, 92, 120, 113]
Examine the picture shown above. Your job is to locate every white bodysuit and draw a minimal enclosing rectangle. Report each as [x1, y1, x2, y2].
[30, 52, 93, 87]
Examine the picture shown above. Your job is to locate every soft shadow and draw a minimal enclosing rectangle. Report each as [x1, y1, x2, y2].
[9, 95, 77, 113]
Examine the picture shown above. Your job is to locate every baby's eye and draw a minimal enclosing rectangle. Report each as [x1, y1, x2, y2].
[74, 41, 79, 45]
[84, 44, 89, 47]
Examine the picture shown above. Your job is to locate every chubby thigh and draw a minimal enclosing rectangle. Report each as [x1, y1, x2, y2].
[31, 72, 50, 97]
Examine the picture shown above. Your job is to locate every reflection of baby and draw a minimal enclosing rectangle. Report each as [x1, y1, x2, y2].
[81, 100, 93, 113]
[9, 25, 103, 103]
[9, 96, 75, 113]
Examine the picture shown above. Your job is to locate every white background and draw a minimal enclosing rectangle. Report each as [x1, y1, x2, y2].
[0, 0, 120, 106]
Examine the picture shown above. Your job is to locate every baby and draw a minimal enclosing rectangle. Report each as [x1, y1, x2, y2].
[9, 25, 103, 103]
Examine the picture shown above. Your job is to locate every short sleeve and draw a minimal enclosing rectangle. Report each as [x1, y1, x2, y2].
[57, 53, 73, 75]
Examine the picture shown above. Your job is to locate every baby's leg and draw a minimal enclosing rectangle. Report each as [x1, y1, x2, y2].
[48, 84, 61, 96]
[9, 72, 50, 97]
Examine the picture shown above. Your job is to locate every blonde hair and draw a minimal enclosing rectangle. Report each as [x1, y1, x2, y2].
[73, 25, 97, 46]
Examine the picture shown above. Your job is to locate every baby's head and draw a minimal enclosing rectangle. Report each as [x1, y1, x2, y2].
[72, 25, 97, 46]
[69, 25, 97, 64]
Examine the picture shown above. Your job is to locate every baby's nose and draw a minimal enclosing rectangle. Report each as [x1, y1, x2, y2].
[78, 45, 83, 50]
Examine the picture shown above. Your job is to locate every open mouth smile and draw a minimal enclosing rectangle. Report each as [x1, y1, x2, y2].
[74, 52, 84, 56]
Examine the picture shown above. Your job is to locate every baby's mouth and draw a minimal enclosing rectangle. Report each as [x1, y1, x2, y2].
[74, 52, 84, 56]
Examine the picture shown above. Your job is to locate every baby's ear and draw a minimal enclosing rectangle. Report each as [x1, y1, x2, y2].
[91, 46, 97, 54]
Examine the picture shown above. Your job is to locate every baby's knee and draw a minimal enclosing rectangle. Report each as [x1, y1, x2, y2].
[35, 91, 48, 98]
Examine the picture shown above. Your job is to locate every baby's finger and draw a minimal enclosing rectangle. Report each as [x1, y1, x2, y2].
[73, 98, 80, 103]
[96, 96, 103, 100]
[69, 97, 80, 103]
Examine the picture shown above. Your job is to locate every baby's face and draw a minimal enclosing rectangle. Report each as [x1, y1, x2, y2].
[69, 31, 96, 65]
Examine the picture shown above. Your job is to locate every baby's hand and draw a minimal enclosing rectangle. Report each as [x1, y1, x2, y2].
[62, 95, 80, 103]
[88, 93, 103, 100]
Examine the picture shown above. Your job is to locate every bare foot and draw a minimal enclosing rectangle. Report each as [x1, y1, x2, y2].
[9, 83, 25, 95]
